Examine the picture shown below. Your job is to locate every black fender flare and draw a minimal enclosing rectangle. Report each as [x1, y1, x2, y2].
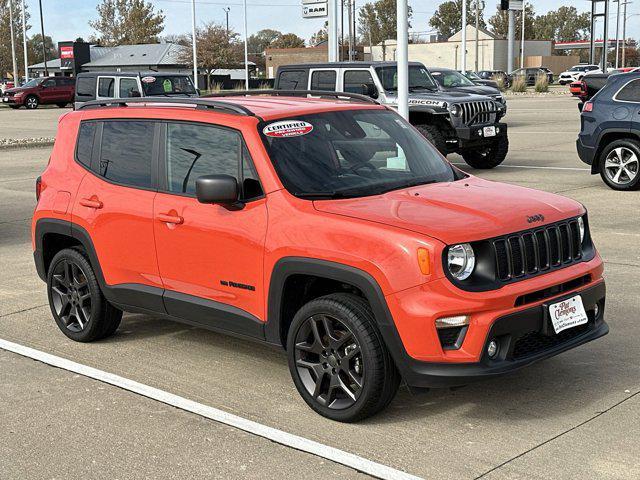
[265, 257, 414, 377]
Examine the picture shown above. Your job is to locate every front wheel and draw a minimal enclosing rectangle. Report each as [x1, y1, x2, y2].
[56, 102, 68, 108]
[24, 95, 39, 109]
[599, 139, 640, 191]
[287, 293, 400, 422]
[461, 134, 509, 169]
[47, 248, 122, 342]
[414, 124, 448, 155]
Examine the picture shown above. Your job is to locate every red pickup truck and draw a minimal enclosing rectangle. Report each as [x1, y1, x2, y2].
[2, 76, 75, 109]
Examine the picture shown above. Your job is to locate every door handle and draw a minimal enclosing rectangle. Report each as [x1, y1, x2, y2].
[157, 212, 184, 225]
[79, 197, 103, 209]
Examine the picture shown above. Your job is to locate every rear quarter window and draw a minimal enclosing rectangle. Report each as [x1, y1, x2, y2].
[76, 77, 95, 99]
[278, 70, 307, 90]
[76, 122, 97, 168]
[616, 79, 640, 102]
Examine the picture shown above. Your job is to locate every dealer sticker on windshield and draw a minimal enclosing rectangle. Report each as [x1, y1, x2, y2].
[263, 120, 314, 138]
[548, 295, 589, 334]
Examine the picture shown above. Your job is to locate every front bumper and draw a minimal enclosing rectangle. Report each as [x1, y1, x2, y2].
[397, 281, 607, 388]
[455, 122, 507, 147]
[2, 95, 21, 105]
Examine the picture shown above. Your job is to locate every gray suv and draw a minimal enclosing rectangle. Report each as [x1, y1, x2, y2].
[274, 61, 509, 169]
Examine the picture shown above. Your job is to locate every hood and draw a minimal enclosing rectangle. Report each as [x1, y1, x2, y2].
[4, 86, 25, 94]
[313, 177, 584, 245]
[439, 85, 501, 97]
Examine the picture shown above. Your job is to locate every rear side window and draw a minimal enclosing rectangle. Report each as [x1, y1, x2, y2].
[344, 70, 375, 94]
[119, 78, 140, 98]
[76, 77, 95, 98]
[616, 79, 640, 102]
[76, 122, 97, 167]
[97, 77, 115, 97]
[278, 70, 307, 90]
[99, 121, 155, 188]
[165, 122, 262, 199]
[311, 70, 337, 91]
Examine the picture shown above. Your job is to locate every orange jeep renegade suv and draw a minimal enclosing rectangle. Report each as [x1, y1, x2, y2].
[32, 92, 608, 422]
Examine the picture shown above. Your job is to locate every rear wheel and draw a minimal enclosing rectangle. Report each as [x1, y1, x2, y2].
[415, 123, 448, 155]
[47, 248, 122, 342]
[599, 139, 640, 191]
[24, 95, 39, 109]
[461, 134, 509, 169]
[287, 293, 400, 422]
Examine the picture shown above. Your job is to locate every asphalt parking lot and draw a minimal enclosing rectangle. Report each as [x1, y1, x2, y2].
[1, 95, 639, 479]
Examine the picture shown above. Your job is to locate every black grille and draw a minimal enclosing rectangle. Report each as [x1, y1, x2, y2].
[512, 322, 591, 360]
[493, 220, 583, 283]
[461, 100, 495, 126]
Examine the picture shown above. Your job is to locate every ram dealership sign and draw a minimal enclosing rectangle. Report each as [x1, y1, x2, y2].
[302, 0, 328, 18]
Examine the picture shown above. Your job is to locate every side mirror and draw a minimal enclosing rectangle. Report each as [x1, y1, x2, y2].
[195, 174, 239, 205]
[361, 83, 378, 99]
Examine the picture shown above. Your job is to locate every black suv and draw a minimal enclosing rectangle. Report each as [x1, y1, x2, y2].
[577, 72, 640, 190]
[274, 62, 509, 169]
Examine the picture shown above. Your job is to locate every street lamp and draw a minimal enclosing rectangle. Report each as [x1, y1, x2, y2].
[396, 0, 409, 119]
[191, 0, 198, 89]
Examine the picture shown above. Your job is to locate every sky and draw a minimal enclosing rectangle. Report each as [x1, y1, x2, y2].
[24, 0, 640, 47]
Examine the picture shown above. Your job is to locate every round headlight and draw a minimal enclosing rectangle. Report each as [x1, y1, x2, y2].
[448, 103, 462, 117]
[578, 216, 585, 243]
[447, 243, 475, 281]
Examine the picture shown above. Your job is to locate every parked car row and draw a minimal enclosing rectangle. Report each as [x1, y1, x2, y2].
[2, 76, 75, 109]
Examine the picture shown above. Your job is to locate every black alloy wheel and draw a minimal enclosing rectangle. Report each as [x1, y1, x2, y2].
[294, 314, 364, 410]
[50, 257, 92, 333]
[287, 293, 400, 422]
[47, 248, 122, 342]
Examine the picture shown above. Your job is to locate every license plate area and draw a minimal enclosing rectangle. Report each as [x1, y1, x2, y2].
[483, 126, 496, 137]
[546, 295, 589, 334]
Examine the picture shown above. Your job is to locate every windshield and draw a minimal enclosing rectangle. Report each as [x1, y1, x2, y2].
[464, 71, 481, 80]
[375, 65, 438, 92]
[22, 78, 43, 88]
[259, 110, 457, 199]
[431, 70, 475, 87]
[141, 75, 197, 96]
[569, 66, 587, 72]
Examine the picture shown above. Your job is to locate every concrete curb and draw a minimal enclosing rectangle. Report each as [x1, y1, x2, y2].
[0, 138, 55, 150]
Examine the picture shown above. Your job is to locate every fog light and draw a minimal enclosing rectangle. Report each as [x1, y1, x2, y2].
[496, 127, 500, 133]
[593, 303, 600, 319]
[478, 129, 483, 136]
[487, 339, 499, 358]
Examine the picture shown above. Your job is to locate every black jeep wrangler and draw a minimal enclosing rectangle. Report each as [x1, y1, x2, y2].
[274, 61, 509, 169]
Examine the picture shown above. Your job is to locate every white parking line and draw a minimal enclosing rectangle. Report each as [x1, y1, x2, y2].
[0, 338, 422, 480]
[452, 163, 590, 171]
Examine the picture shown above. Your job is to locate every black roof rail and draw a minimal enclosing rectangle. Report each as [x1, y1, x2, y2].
[202, 89, 380, 104]
[75, 97, 254, 116]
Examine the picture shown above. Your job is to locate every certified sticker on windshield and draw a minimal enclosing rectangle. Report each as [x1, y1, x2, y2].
[263, 120, 314, 138]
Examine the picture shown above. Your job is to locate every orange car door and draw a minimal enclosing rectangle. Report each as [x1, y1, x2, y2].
[72, 119, 163, 310]
[153, 121, 268, 337]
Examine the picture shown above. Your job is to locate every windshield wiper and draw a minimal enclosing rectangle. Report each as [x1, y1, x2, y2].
[378, 178, 438, 194]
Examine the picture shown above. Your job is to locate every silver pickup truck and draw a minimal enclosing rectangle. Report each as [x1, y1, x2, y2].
[274, 61, 509, 169]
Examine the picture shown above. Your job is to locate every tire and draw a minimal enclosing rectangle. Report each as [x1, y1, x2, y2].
[598, 139, 640, 191]
[415, 123, 448, 155]
[56, 102, 68, 108]
[24, 95, 39, 109]
[46, 248, 122, 342]
[461, 134, 509, 169]
[287, 293, 400, 422]
[8, 105, 20, 109]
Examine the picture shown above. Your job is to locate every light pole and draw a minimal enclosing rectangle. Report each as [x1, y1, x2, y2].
[8, 0, 19, 85]
[396, 0, 409, 119]
[520, 0, 526, 68]
[39, 0, 48, 76]
[507, 9, 515, 73]
[223, 7, 230, 37]
[614, 0, 620, 68]
[21, 0, 28, 83]
[191, 0, 198, 89]
[328, 0, 338, 62]
[474, 0, 482, 72]
[461, 0, 467, 72]
[620, 1, 631, 67]
[243, 0, 249, 89]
